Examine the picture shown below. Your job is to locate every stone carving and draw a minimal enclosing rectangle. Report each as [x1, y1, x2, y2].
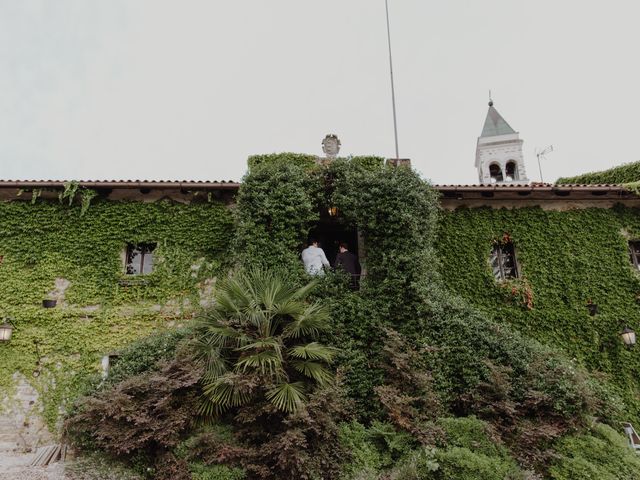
[321, 134, 341, 159]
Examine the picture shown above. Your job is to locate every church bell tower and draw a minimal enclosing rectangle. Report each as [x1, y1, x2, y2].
[475, 101, 529, 184]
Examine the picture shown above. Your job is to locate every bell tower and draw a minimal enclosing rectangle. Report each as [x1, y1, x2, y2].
[475, 101, 529, 184]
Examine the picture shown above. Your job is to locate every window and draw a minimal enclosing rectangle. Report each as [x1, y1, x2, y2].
[505, 161, 518, 181]
[629, 241, 640, 270]
[125, 243, 156, 275]
[489, 163, 504, 183]
[490, 240, 518, 280]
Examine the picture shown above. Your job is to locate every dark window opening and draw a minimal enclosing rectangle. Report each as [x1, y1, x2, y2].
[490, 241, 518, 280]
[629, 241, 640, 270]
[125, 243, 156, 275]
[489, 164, 503, 183]
[505, 161, 518, 181]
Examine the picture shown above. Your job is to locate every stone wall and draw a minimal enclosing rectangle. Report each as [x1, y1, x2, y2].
[0, 374, 53, 453]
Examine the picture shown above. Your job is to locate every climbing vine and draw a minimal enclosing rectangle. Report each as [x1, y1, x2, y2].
[62, 153, 640, 478]
[436, 205, 640, 419]
[0, 197, 233, 428]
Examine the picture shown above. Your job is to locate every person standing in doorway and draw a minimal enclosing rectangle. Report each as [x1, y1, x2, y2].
[334, 242, 361, 286]
[301, 238, 331, 276]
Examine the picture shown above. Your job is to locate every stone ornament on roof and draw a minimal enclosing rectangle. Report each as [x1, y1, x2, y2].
[321, 134, 341, 159]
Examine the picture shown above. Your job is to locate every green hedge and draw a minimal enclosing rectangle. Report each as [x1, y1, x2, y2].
[557, 161, 640, 184]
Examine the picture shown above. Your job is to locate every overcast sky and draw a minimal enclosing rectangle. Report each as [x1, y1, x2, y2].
[1, 1, 639, 184]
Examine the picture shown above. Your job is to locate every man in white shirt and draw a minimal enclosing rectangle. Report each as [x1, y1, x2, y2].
[301, 238, 331, 276]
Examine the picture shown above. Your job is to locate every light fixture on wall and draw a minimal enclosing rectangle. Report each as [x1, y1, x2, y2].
[0, 318, 15, 342]
[328, 206, 339, 217]
[621, 326, 637, 347]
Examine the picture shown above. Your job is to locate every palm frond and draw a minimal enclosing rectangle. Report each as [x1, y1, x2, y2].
[282, 303, 330, 339]
[273, 298, 307, 318]
[289, 342, 337, 363]
[291, 280, 318, 300]
[200, 373, 254, 416]
[291, 360, 334, 386]
[201, 354, 229, 382]
[235, 350, 283, 376]
[204, 324, 246, 347]
[265, 382, 307, 413]
[236, 337, 283, 354]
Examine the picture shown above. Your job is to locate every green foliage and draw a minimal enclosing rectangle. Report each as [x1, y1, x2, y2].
[436, 416, 506, 459]
[234, 158, 322, 272]
[386, 448, 440, 480]
[61, 152, 640, 478]
[0, 198, 232, 429]
[189, 463, 246, 480]
[432, 447, 524, 480]
[329, 158, 440, 328]
[337, 421, 407, 478]
[106, 327, 192, 385]
[436, 205, 640, 421]
[195, 268, 335, 415]
[549, 423, 640, 480]
[65, 452, 143, 480]
[557, 160, 640, 184]
[247, 152, 317, 171]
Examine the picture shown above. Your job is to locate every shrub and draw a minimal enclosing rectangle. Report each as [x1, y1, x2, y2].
[183, 378, 349, 480]
[195, 268, 336, 416]
[64, 350, 202, 477]
[434, 447, 525, 480]
[189, 463, 246, 480]
[338, 421, 386, 479]
[106, 326, 192, 385]
[549, 423, 640, 479]
[436, 416, 505, 459]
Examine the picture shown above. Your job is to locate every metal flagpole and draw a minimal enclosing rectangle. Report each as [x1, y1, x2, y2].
[385, 0, 400, 160]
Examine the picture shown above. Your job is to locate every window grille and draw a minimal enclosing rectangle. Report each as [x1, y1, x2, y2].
[490, 241, 518, 280]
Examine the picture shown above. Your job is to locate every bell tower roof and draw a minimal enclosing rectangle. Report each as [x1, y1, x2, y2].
[475, 100, 529, 184]
[481, 101, 516, 138]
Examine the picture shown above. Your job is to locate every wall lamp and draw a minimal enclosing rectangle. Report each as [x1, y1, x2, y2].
[0, 317, 16, 342]
[621, 326, 637, 347]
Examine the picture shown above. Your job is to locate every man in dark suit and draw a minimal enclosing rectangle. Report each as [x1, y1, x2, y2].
[334, 242, 361, 288]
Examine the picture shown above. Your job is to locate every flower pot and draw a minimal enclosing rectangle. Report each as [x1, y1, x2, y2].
[586, 303, 598, 316]
[42, 299, 57, 308]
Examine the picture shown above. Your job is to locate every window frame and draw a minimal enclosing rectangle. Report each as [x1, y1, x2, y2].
[490, 241, 519, 281]
[629, 240, 640, 270]
[124, 242, 157, 275]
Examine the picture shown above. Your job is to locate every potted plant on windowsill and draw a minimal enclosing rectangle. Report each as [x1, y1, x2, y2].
[42, 298, 57, 308]
[586, 299, 598, 316]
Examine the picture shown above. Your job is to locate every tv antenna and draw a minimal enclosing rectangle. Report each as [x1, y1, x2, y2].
[385, 0, 400, 159]
[535, 145, 553, 183]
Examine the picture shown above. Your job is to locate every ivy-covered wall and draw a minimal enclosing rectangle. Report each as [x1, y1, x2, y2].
[0, 198, 232, 430]
[436, 205, 640, 418]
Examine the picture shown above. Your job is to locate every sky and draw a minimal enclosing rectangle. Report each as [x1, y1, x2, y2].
[1, 0, 639, 185]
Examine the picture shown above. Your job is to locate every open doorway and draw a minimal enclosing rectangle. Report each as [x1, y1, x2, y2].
[308, 220, 359, 269]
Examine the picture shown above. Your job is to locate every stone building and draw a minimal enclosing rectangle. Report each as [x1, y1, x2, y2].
[2, 109, 640, 454]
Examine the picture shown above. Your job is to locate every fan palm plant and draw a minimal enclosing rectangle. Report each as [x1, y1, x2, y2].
[195, 268, 336, 416]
